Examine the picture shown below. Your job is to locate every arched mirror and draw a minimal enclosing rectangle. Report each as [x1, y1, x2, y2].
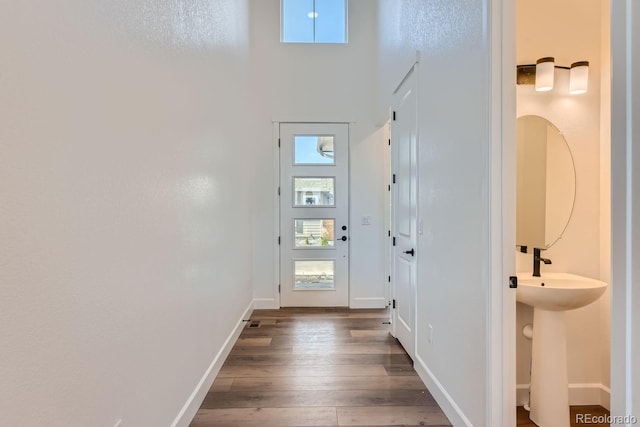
[516, 115, 576, 250]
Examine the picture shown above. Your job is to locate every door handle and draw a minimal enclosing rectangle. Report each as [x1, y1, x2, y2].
[404, 249, 415, 256]
[340, 236, 348, 241]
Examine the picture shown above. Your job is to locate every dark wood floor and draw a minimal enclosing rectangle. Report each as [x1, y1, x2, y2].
[190, 308, 452, 427]
[517, 405, 611, 426]
[190, 308, 610, 426]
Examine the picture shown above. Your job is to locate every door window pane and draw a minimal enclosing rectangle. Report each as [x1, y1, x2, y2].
[294, 260, 335, 289]
[294, 136, 335, 165]
[294, 177, 335, 206]
[294, 219, 335, 247]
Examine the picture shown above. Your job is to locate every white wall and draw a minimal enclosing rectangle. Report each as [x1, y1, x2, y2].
[0, 1, 255, 425]
[515, 0, 610, 407]
[378, 1, 493, 424]
[249, 0, 388, 309]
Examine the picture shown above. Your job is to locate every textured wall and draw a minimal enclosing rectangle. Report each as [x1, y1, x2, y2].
[0, 1, 254, 425]
[378, 0, 491, 424]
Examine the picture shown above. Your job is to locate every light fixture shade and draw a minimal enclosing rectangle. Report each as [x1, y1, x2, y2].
[569, 61, 589, 94]
[535, 57, 555, 91]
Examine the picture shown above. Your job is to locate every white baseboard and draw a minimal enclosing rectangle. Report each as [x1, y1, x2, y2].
[598, 384, 611, 410]
[350, 297, 387, 309]
[253, 297, 278, 309]
[171, 300, 254, 427]
[516, 384, 529, 405]
[414, 352, 472, 427]
[516, 383, 611, 409]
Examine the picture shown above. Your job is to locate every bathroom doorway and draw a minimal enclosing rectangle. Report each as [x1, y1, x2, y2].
[505, 0, 613, 422]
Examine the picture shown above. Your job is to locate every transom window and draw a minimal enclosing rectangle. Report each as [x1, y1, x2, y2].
[281, 0, 347, 44]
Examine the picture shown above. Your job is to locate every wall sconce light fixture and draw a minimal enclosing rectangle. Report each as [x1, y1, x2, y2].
[569, 61, 589, 94]
[516, 57, 589, 94]
[535, 57, 555, 92]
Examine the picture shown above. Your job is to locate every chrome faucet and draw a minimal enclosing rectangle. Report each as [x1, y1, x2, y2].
[533, 248, 552, 277]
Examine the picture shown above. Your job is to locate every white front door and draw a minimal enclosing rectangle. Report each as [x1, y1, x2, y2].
[391, 66, 418, 358]
[279, 123, 349, 307]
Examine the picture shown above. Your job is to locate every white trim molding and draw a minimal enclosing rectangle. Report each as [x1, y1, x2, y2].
[350, 297, 387, 309]
[171, 300, 254, 427]
[253, 298, 278, 310]
[273, 122, 281, 309]
[517, 383, 611, 410]
[491, 0, 517, 424]
[610, 1, 639, 423]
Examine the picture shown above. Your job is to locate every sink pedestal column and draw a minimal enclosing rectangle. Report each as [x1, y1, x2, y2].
[529, 308, 570, 427]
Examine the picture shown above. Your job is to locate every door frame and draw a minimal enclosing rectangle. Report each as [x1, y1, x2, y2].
[610, 0, 638, 420]
[492, 0, 517, 424]
[273, 121, 352, 308]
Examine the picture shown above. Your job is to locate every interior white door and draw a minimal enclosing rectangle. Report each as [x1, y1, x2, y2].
[391, 66, 418, 358]
[279, 123, 349, 307]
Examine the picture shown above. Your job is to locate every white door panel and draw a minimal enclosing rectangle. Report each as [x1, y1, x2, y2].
[391, 66, 418, 358]
[396, 256, 414, 333]
[280, 123, 349, 307]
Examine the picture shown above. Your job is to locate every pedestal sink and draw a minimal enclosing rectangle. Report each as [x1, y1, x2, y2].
[516, 273, 607, 427]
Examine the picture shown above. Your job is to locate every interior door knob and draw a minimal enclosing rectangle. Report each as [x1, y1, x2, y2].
[404, 248, 415, 256]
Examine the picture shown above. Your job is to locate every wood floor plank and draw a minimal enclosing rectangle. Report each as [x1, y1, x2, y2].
[209, 378, 234, 392]
[191, 407, 338, 426]
[350, 330, 392, 338]
[223, 353, 413, 367]
[217, 364, 389, 378]
[201, 389, 437, 409]
[270, 335, 397, 346]
[226, 375, 427, 391]
[336, 406, 451, 426]
[235, 337, 273, 346]
[291, 344, 406, 355]
[228, 346, 294, 356]
[383, 364, 419, 376]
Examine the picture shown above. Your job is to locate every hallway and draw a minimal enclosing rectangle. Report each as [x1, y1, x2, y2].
[190, 308, 451, 426]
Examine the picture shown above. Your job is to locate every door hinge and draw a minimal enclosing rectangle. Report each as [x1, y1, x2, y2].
[277, 187, 280, 196]
[278, 138, 281, 147]
[392, 299, 396, 309]
[392, 174, 396, 184]
[392, 111, 396, 121]
[388, 138, 391, 146]
[278, 236, 281, 245]
[388, 230, 391, 237]
[388, 184, 391, 191]
[392, 237, 396, 246]
[279, 284, 281, 293]
[388, 275, 391, 283]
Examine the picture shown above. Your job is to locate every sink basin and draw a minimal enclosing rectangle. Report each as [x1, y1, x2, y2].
[517, 272, 607, 311]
